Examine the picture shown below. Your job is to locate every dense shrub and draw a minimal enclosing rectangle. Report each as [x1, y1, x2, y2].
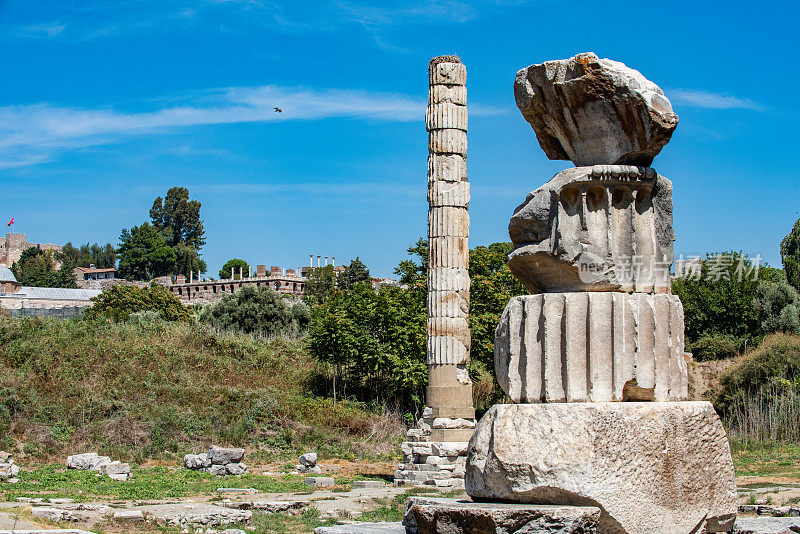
[85, 283, 190, 322]
[718, 333, 800, 411]
[200, 285, 296, 336]
[718, 334, 800, 443]
[689, 333, 742, 361]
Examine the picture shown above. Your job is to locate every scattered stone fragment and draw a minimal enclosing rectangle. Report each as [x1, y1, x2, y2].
[16, 497, 44, 503]
[514, 52, 678, 166]
[32, 507, 80, 523]
[155, 507, 251, 527]
[208, 446, 245, 466]
[222, 529, 247, 534]
[352, 480, 385, 489]
[314, 522, 404, 533]
[304, 477, 334, 488]
[66, 452, 110, 471]
[48, 498, 75, 504]
[183, 453, 212, 470]
[223, 500, 309, 513]
[216, 488, 258, 494]
[114, 510, 145, 522]
[208, 464, 228, 476]
[0, 462, 20, 480]
[299, 452, 317, 467]
[225, 463, 247, 475]
[733, 516, 800, 533]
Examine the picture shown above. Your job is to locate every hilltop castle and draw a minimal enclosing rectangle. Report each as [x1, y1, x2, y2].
[0, 233, 63, 268]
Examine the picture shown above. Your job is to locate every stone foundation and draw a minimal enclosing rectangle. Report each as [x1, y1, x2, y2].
[466, 402, 738, 534]
[403, 497, 600, 534]
[395, 408, 471, 488]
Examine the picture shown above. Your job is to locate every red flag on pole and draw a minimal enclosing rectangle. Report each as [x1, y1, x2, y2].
[6, 218, 13, 226]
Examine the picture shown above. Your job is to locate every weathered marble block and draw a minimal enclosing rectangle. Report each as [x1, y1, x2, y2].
[507, 166, 674, 293]
[495, 293, 687, 403]
[514, 52, 678, 167]
[466, 402, 738, 534]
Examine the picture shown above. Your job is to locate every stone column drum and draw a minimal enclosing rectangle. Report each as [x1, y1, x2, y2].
[395, 56, 476, 490]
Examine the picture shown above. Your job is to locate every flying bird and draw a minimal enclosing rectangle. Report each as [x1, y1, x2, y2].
[274, 107, 282, 113]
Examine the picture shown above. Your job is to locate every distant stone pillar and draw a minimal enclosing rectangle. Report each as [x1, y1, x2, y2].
[395, 56, 474, 490]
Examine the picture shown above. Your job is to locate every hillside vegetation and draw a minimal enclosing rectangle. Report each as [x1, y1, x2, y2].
[0, 315, 403, 464]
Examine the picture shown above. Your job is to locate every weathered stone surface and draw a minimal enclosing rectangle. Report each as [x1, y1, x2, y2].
[304, 476, 334, 487]
[225, 462, 247, 475]
[314, 523, 405, 534]
[208, 464, 228, 476]
[507, 166, 674, 293]
[113, 510, 144, 522]
[66, 453, 110, 470]
[402, 497, 600, 534]
[430, 85, 467, 106]
[734, 517, 800, 533]
[495, 293, 687, 403]
[183, 453, 211, 469]
[208, 446, 245, 466]
[426, 103, 468, 131]
[429, 129, 467, 155]
[514, 52, 678, 166]
[430, 60, 466, 86]
[466, 402, 737, 534]
[0, 463, 19, 479]
[429, 182, 470, 208]
[428, 154, 467, 183]
[299, 452, 318, 467]
[353, 480, 385, 488]
[428, 268, 469, 293]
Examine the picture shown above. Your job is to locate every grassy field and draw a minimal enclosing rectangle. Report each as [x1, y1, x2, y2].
[731, 441, 800, 480]
[0, 315, 404, 465]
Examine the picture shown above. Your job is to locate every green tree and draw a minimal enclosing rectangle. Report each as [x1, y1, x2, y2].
[117, 223, 177, 281]
[201, 285, 293, 336]
[671, 251, 781, 345]
[304, 265, 337, 304]
[755, 277, 800, 335]
[338, 257, 371, 290]
[57, 242, 116, 269]
[782, 217, 800, 290]
[307, 283, 427, 407]
[219, 258, 250, 280]
[468, 243, 527, 376]
[84, 283, 191, 322]
[149, 187, 207, 276]
[11, 247, 77, 288]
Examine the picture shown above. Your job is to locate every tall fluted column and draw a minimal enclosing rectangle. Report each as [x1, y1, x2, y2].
[425, 56, 475, 441]
[394, 56, 475, 490]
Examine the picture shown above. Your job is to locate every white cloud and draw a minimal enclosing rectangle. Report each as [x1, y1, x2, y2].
[0, 85, 428, 168]
[668, 89, 762, 111]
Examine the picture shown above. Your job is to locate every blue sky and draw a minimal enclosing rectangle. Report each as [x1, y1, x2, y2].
[0, 0, 794, 278]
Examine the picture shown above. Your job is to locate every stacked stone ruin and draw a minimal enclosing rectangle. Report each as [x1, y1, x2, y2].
[395, 57, 474, 489]
[399, 53, 742, 534]
[458, 53, 739, 534]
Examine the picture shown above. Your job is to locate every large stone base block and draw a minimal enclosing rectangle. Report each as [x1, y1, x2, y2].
[466, 402, 737, 534]
[403, 497, 600, 534]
